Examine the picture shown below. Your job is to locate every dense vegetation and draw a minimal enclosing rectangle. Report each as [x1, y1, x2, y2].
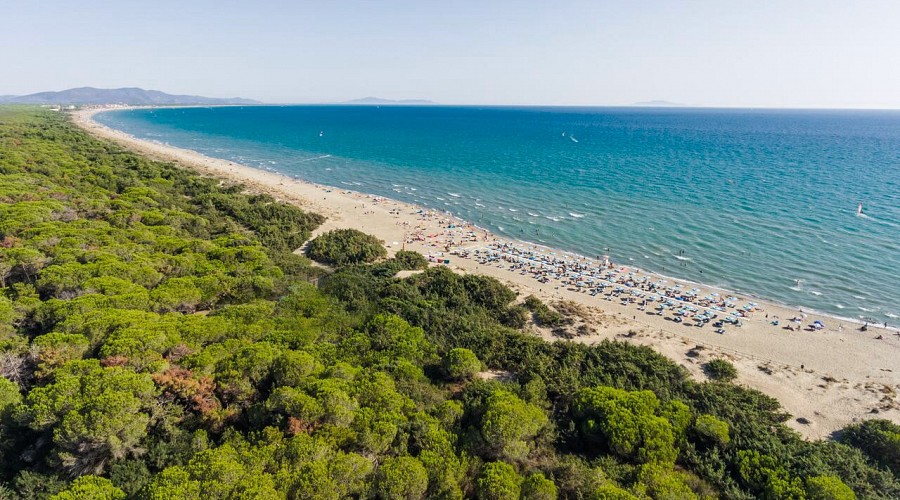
[0, 107, 897, 498]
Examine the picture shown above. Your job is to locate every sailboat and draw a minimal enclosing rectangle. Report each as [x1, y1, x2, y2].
[857, 203, 863, 216]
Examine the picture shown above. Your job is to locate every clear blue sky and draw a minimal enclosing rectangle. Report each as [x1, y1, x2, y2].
[3, 0, 899, 108]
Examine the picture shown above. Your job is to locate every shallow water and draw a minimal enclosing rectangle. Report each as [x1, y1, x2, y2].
[96, 105, 900, 324]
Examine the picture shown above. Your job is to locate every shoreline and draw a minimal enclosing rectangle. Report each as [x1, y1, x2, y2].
[87, 107, 895, 330]
[71, 106, 900, 439]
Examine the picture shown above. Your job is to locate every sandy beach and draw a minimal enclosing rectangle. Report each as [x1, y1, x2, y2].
[72, 107, 900, 439]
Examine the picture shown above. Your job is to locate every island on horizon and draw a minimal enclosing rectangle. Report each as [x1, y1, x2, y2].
[341, 96, 435, 105]
[631, 99, 686, 107]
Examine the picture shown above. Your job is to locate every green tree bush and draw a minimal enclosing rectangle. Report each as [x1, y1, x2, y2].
[805, 475, 856, 500]
[375, 456, 429, 500]
[22, 360, 156, 476]
[480, 389, 549, 462]
[703, 359, 738, 382]
[444, 347, 482, 381]
[476, 461, 522, 500]
[49, 475, 125, 500]
[521, 472, 558, 500]
[573, 386, 677, 465]
[839, 419, 900, 476]
[306, 229, 387, 266]
[693, 414, 730, 446]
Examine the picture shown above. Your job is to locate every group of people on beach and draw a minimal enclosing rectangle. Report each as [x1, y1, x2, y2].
[370, 198, 893, 339]
[452, 241, 762, 331]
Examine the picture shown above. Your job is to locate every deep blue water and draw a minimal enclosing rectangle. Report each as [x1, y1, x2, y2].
[96, 105, 900, 324]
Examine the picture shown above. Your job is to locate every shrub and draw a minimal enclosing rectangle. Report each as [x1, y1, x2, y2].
[306, 229, 387, 266]
[839, 419, 900, 476]
[476, 461, 522, 500]
[805, 475, 856, 500]
[523, 295, 564, 327]
[694, 414, 730, 446]
[393, 250, 428, 270]
[703, 358, 738, 382]
[375, 456, 429, 500]
[521, 472, 558, 500]
[444, 347, 483, 381]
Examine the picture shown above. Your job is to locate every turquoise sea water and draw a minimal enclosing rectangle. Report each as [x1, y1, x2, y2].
[95, 106, 900, 324]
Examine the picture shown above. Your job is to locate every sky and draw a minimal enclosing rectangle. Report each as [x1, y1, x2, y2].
[3, 0, 900, 108]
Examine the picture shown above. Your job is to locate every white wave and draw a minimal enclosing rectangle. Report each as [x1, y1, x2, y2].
[528, 212, 540, 217]
[508, 208, 518, 212]
[569, 212, 586, 218]
[674, 255, 691, 261]
[885, 312, 898, 319]
[835, 304, 845, 309]
[475, 202, 486, 207]
[809, 290, 822, 296]
[298, 154, 332, 163]
[448, 192, 461, 198]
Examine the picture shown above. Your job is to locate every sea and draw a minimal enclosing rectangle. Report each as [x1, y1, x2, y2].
[95, 105, 900, 325]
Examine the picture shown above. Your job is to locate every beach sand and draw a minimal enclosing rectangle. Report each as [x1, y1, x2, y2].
[72, 107, 900, 439]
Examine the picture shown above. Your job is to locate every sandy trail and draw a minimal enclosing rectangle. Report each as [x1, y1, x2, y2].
[72, 107, 899, 439]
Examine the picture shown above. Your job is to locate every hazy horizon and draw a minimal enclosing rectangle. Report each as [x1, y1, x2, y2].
[3, 1, 900, 109]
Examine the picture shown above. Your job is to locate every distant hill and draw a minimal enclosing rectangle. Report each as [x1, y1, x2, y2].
[342, 96, 434, 105]
[0, 87, 260, 105]
[631, 100, 685, 107]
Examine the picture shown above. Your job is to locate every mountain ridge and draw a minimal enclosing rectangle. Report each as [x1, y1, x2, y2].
[0, 87, 260, 105]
